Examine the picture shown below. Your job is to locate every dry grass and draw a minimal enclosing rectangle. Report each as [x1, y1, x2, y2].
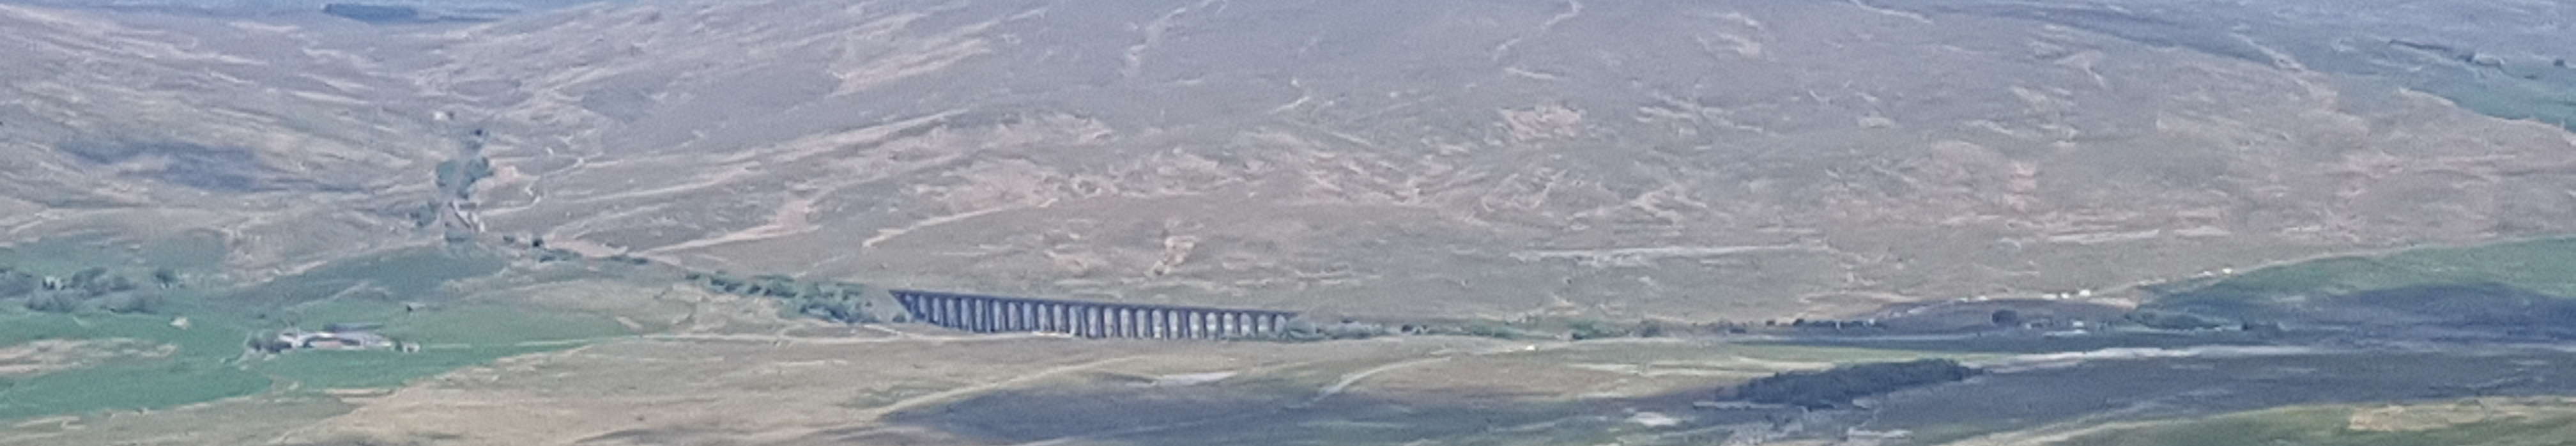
[0, 339, 173, 377]
[10, 327, 1951, 446]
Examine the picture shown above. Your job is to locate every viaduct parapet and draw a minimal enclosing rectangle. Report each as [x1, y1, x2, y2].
[891, 289, 1297, 339]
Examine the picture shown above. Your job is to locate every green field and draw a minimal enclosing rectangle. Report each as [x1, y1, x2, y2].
[2411, 62, 2576, 135]
[2156, 236, 2576, 306]
[227, 245, 509, 308]
[0, 302, 625, 420]
[250, 299, 632, 390]
[0, 240, 636, 422]
[0, 308, 266, 420]
[252, 345, 568, 390]
[289, 298, 632, 346]
[0, 231, 228, 277]
[0, 234, 264, 419]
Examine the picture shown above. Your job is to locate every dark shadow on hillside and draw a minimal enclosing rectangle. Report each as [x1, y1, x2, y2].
[1754, 332, 2279, 355]
[1864, 348, 2576, 445]
[832, 378, 1779, 446]
[321, 3, 499, 25]
[53, 140, 370, 193]
[795, 346, 2576, 446]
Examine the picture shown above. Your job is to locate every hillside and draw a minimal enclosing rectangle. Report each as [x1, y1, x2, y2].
[10, 1, 2576, 445]
[5, 0, 2575, 323]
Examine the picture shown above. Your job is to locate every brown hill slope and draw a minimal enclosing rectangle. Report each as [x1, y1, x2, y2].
[0, 4, 466, 276]
[6, 0, 2576, 320]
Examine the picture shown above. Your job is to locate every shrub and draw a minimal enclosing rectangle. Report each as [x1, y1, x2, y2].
[22, 291, 81, 312]
[1568, 319, 1630, 340]
[0, 271, 34, 298]
[66, 267, 107, 294]
[1280, 319, 1388, 341]
[151, 268, 180, 288]
[695, 272, 878, 323]
[1459, 323, 1524, 339]
[96, 293, 164, 314]
[2125, 311, 2232, 330]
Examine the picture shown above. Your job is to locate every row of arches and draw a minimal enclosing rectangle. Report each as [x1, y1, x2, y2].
[893, 289, 1296, 339]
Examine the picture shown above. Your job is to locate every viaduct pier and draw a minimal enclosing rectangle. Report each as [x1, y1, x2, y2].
[892, 289, 1297, 339]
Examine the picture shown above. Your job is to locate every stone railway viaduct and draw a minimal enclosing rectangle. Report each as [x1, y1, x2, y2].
[893, 289, 1299, 339]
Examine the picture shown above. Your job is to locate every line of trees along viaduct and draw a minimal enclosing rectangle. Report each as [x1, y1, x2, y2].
[893, 289, 1298, 339]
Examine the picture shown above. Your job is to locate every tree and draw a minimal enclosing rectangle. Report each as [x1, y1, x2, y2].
[98, 293, 162, 314]
[2126, 311, 2230, 330]
[410, 201, 441, 228]
[247, 335, 293, 353]
[707, 275, 743, 293]
[0, 272, 33, 298]
[75, 272, 133, 296]
[66, 267, 107, 292]
[1991, 309, 2022, 327]
[151, 267, 180, 288]
[1568, 319, 1627, 340]
[22, 291, 79, 312]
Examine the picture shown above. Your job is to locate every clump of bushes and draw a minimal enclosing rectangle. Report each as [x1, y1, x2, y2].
[1733, 358, 1981, 409]
[2124, 310, 2233, 330]
[433, 156, 494, 199]
[1551, 319, 1682, 339]
[2, 265, 168, 314]
[1356, 317, 1722, 341]
[0, 268, 37, 298]
[1568, 319, 1633, 340]
[493, 234, 591, 263]
[1785, 318, 1884, 330]
[1397, 321, 1538, 339]
[1279, 319, 1390, 341]
[1456, 322, 1533, 339]
[533, 248, 583, 263]
[683, 272, 877, 323]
